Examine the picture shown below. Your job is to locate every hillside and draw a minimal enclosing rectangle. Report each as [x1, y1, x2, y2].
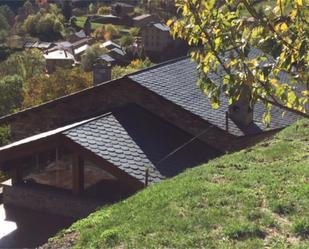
[44, 119, 309, 249]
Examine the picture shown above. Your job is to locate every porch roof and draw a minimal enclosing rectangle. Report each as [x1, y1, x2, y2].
[0, 105, 219, 185]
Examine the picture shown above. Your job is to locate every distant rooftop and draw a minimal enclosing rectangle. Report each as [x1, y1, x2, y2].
[133, 14, 152, 21]
[99, 54, 116, 63]
[44, 50, 75, 60]
[153, 23, 170, 32]
[74, 44, 90, 55]
[109, 47, 126, 56]
[74, 30, 87, 39]
[101, 40, 121, 50]
[111, 2, 134, 8]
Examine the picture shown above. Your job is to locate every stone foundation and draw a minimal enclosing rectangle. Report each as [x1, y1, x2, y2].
[3, 184, 104, 219]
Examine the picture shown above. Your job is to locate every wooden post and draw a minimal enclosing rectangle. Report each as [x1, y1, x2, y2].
[11, 166, 23, 185]
[145, 167, 149, 187]
[225, 111, 229, 132]
[72, 154, 84, 195]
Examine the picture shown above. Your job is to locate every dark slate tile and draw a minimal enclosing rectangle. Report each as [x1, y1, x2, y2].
[129, 56, 302, 136]
[63, 105, 220, 184]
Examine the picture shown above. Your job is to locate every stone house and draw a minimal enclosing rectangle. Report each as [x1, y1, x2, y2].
[132, 14, 160, 27]
[44, 49, 76, 73]
[111, 2, 134, 17]
[141, 23, 172, 54]
[0, 54, 302, 218]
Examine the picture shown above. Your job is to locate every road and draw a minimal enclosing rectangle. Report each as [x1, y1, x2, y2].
[0, 204, 75, 248]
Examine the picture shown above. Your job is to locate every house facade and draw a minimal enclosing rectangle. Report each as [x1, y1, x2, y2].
[141, 23, 173, 54]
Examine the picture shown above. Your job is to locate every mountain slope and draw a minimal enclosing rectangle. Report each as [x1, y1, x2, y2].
[44, 119, 309, 249]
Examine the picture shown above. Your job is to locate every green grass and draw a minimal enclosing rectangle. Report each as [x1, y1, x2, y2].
[48, 119, 309, 249]
[75, 16, 132, 32]
[76, 16, 104, 30]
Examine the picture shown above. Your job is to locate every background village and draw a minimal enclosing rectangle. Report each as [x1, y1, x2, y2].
[2, 0, 187, 78]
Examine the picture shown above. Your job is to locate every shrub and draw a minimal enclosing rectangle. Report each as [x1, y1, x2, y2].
[0, 125, 10, 146]
[97, 6, 111, 15]
[270, 199, 296, 216]
[224, 222, 265, 239]
[293, 219, 309, 238]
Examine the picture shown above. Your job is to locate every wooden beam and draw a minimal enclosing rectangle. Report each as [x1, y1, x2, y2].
[11, 166, 23, 185]
[0, 134, 62, 166]
[72, 153, 84, 195]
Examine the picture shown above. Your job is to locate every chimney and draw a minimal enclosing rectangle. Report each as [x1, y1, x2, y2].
[228, 85, 253, 126]
[93, 63, 112, 86]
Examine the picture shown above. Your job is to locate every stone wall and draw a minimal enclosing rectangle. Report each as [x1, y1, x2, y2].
[0, 78, 238, 152]
[3, 184, 103, 218]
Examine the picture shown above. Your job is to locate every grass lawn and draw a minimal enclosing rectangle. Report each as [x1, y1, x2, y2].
[45, 119, 309, 249]
[76, 16, 104, 30]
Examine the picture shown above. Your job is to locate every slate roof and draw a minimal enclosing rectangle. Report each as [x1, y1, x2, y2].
[64, 105, 219, 184]
[112, 2, 134, 8]
[109, 47, 126, 56]
[153, 23, 170, 32]
[74, 44, 90, 55]
[75, 30, 87, 39]
[99, 54, 116, 63]
[0, 105, 218, 185]
[44, 50, 75, 60]
[128, 54, 302, 136]
[102, 40, 121, 50]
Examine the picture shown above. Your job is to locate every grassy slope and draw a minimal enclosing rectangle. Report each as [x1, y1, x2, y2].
[49, 120, 309, 249]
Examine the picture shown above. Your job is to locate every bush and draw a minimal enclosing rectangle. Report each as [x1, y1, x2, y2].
[0, 125, 10, 146]
[112, 58, 153, 79]
[0, 49, 45, 80]
[104, 24, 120, 37]
[119, 34, 134, 47]
[81, 44, 108, 72]
[224, 222, 265, 239]
[0, 75, 24, 117]
[21, 9, 64, 40]
[270, 199, 296, 216]
[23, 68, 92, 108]
[293, 219, 309, 238]
[97, 6, 111, 15]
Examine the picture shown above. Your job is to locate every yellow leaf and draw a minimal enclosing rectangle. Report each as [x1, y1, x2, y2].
[296, 0, 303, 6]
[280, 22, 288, 32]
[166, 19, 173, 27]
[302, 90, 309, 96]
[270, 78, 280, 87]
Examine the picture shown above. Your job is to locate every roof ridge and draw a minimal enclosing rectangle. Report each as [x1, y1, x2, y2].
[62, 112, 113, 134]
[125, 56, 190, 78]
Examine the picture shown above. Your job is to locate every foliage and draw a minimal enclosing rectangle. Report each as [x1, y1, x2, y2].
[23, 0, 34, 16]
[112, 58, 153, 79]
[0, 49, 45, 80]
[140, 0, 177, 19]
[48, 119, 309, 248]
[97, 5, 111, 15]
[22, 8, 65, 40]
[0, 14, 10, 42]
[23, 68, 92, 108]
[0, 5, 13, 42]
[0, 5, 14, 25]
[119, 34, 134, 47]
[104, 24, 120, 38]
[129, 27, 140, 37]
[169, 0, 309, 122]
[88, 3, 96, 14]
[0, 125, 10, 147]
[81, 44, 108, 72]
[0, 75, 24, 117]
[61, 0, 72, 22]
